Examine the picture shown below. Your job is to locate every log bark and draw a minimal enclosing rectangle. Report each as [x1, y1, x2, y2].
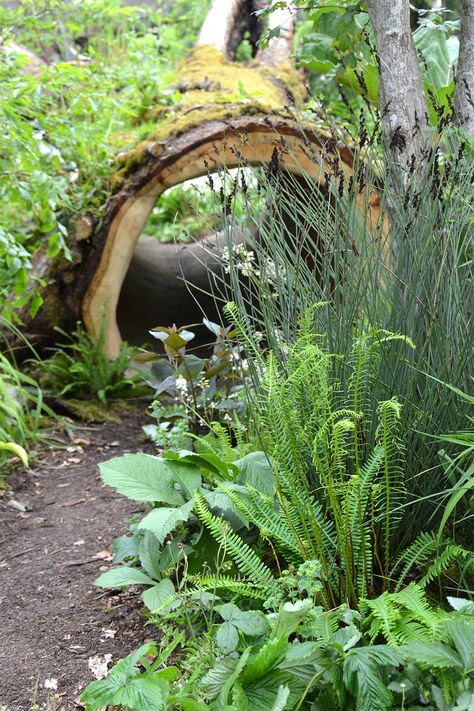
[454, 0, 474, 135]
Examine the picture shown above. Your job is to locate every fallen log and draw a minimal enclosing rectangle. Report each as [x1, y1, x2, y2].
[15, 0, 382, 358]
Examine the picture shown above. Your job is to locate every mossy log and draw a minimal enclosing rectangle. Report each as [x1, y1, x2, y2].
[15, 3, 382, 358]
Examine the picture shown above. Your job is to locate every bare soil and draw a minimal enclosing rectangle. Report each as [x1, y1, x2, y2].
[0, 411, 158, 710]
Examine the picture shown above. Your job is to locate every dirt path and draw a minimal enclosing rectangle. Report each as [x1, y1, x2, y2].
[0, 413, 157, 710]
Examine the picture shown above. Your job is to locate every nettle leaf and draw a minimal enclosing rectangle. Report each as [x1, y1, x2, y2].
[94, 566, 155, 589]
[141, 578, 180, 615]
[217, 621, 240, 654]
[99, 454, 186, 504]
[138, 499, 195, 544]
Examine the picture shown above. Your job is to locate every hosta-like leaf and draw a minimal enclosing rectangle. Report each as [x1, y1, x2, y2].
[138, 499, 195, 544]
[94, 566, 155, 589]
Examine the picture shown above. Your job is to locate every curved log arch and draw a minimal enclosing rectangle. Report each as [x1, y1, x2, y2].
[83, 116, 372, 358]
[9, 2, 383, 358]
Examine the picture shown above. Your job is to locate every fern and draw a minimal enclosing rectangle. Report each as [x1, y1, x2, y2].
[419, 543, 473, 588]
[392, 533, 472, 592]
[195, 492, 273, 582]
[191, 574, 270, 600]
[375, 398, 405, 584]
[220, 486, 304, 564]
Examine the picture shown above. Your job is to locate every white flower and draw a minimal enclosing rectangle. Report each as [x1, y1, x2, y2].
[175, 376, 188, 394]
[44, 678, 58, 691]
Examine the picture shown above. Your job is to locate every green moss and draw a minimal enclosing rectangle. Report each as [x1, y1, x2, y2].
[112, 45, 308, 183]
[59, 398, 122, 423]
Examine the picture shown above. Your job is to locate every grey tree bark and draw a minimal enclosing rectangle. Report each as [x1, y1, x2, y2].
[454, 0, 474, 135]
[365, 0, 431, 183]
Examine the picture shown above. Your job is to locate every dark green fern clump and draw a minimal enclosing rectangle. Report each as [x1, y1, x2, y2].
[33, 321, 144, 405]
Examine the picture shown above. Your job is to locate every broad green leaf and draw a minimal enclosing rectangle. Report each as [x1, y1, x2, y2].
[112, 534, 140, 564]
[343, 649, 394, 711]
[99, 454, 185, 504]
[219, 603, 268, 635]
[270, 685, 290, 711]
[445, 619, 474, 669]
[138, 499, 195, 544]
[240, 637, 289, 686]
[80, 643, 157, 708]
[111, 675, 166, 710]
[201, 656, 240, 700]
[216, 621, 240, 654]
[399, 640, 462, 669]
[94, 566, 155, 589]
[415, 26, 458, 88]
[272, 600, 313, 639]
[141, 578, 180, 614]
[138, 531, 163, 580]
[165, 449, 237, 479]
[169, 699, 209, 710]
[235, 452, 274, 496]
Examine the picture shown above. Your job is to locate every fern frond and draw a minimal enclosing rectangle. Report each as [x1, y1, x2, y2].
[195, 492, 273, 581]
[393, 583, 443, 636]
[220, 485, 304, 564]
[391, 531, 442, 591]
[191, 574, 270, 600]
[419, 544, 473, 589]
[375, 398, 405, 582]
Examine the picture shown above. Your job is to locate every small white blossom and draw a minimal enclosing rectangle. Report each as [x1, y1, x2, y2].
[44, 678, 58, 691]
[175, 376, 188, 395]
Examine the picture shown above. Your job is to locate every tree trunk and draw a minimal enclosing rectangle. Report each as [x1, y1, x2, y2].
[10, 0, 381, 359]
[365, 0, 431, 182]
[454, 0, 474, 135]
